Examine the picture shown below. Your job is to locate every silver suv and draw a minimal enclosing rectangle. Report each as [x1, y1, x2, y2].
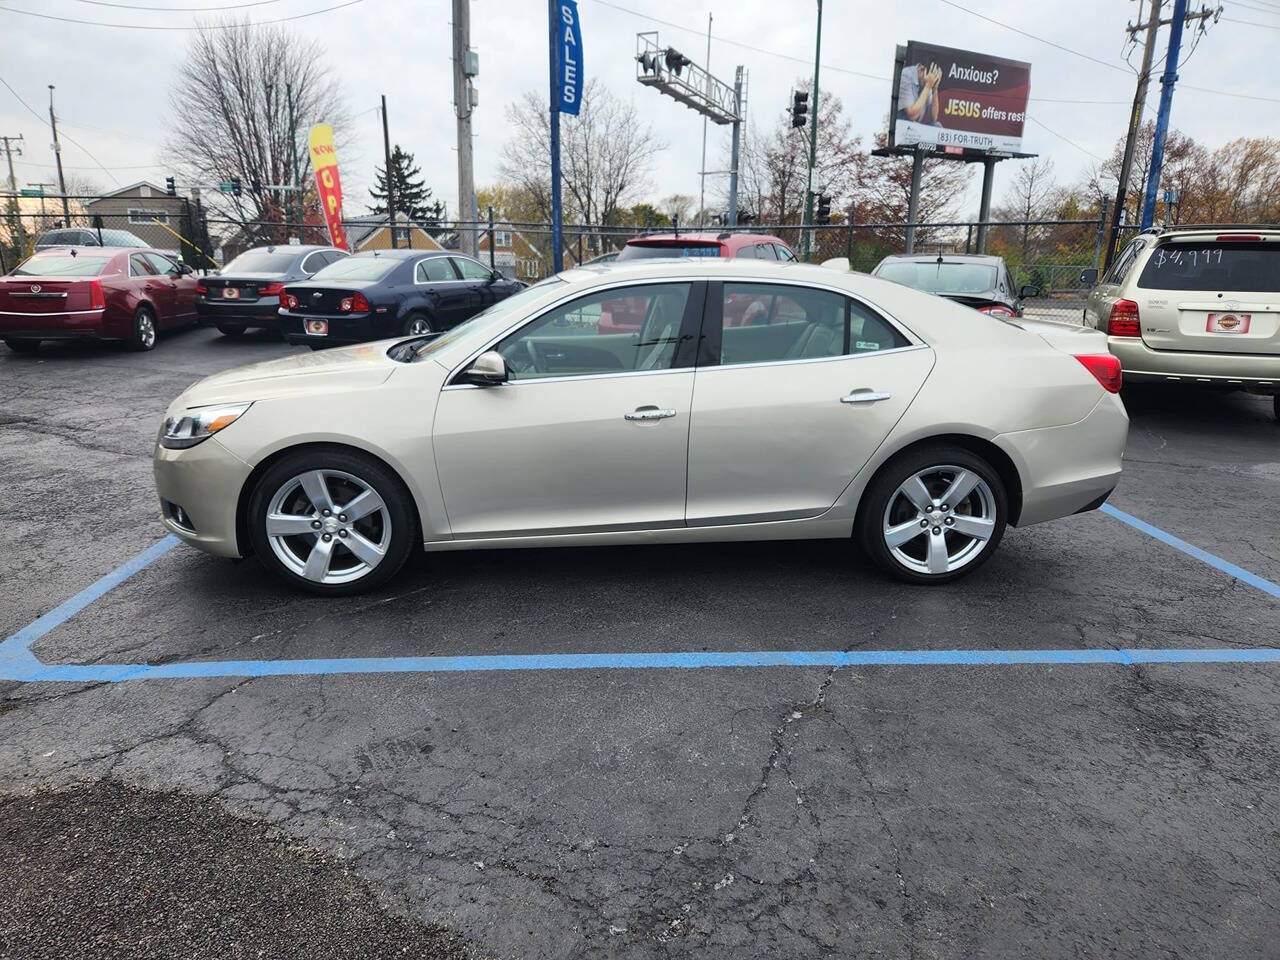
[1084, 226, 1280, 420]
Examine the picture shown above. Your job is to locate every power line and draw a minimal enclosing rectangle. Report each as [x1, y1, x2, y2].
[1029, 117, 1104, 162]
[932, 0, 1133, 73]
[1221, 15, 1280, 29]
[0, 0, 364, 30]
[73, 0, 284, 10]
[0, 75, 121, 186]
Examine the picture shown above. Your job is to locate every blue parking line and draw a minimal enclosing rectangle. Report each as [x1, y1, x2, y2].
[1100, 504, 1280, 600]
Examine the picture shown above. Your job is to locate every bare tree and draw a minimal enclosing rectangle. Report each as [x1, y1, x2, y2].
[661, 193, 695, 225]
[995, 156, 1057, 258]
[499, 80, 665, 226]
[855, 132, 972, 248]
[164, 18, 351, 229]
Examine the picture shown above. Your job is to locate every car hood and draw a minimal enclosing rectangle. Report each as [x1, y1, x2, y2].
[176, 341, 398, 408]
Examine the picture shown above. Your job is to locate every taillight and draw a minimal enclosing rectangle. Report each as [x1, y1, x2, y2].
[258, 282, 283, 296]
[282, 292, 299, 310]
[1217, 234, 1261, 242]
[1075, 354, 1122, 393]
[195, 279, 208, 295]
[978, 304, 1017, 317]
[340, 292, 369, 313]
[88, 279, 105, 310]
[1107, 299, 1140, 337]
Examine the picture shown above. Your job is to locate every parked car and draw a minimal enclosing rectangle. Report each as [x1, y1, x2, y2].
[1083, 226, 1280, 420]
[154, 259, 1126, 595]
[871, 253, 1036, 318]
[1, 247, 197, 353]
[583, 251, 619, 265]
[278, 249, 524, 348]
[197, 244, 349, 337]
[34, 226, 150, 251]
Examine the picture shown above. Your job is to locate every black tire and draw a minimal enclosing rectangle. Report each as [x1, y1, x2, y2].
[216, 323, 247, 337]
[129, 306, 158, 352]
[402, 312, 435, 337]
[247, 446, 417, 596]
[4, 339, 40, 354]
[856, 444, 1008, 585]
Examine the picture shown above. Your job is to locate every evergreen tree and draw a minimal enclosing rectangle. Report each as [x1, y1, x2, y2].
[369, 145, 444, 223]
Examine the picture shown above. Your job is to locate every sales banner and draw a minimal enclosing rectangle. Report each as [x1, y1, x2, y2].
[890, 41, 1031, 153]
[554, 0, 583, 115]
[308, 123, 348, 250]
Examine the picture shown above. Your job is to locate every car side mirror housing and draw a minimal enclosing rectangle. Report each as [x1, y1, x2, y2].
[1018, 284, 1041, 299]
[461, 350, 507, 385]
[1079, 268, 1099, 286]
[486, 270, 501, 284]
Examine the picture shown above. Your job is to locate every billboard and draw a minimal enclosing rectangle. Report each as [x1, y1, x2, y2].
[890, 41, 1031, 154]
[308, 124, 349, 251]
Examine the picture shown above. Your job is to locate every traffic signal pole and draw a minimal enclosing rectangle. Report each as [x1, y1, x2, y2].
[801, 0, 822, 259]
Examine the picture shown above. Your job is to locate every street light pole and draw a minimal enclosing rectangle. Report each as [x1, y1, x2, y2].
[801, 0, 822, 260]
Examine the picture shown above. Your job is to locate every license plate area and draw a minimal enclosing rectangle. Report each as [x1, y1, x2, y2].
[1206, 312, 1250, 334]
[222, 287, 240, 300]
[304, 319, 328, 336]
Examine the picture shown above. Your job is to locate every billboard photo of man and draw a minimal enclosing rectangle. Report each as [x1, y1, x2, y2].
[897, 61, 943, 126]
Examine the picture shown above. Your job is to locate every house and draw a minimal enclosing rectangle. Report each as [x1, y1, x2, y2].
[345, 214, 446, 253]
[476, 225, 546, 281]
[85, 181, 188, 252]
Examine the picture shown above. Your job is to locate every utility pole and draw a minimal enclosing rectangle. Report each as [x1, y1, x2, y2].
[286, 83, 301, 235]
[1, 134, 26, 254]
[452, 0, 477, 256]
[0, 134, 22, 193]
[801, 0, 822, 260]
[697, 13, 711, 227]
[47, 86, 71, 225]
[381, 94, 397, 249]
[727, 67, 743, 227]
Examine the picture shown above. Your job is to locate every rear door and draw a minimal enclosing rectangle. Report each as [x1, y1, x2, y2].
[685, 280, 934, 525]
[1086, 238, 1144, 329]
[1131, 237, 1280, 355]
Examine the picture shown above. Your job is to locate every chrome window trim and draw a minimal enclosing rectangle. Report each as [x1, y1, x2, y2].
[696, 342, 930, 374]
[300, 252, 325, 274]
[450, 254, 496, 281]
[443, 364, 695, 391]
[415, 256, 463, 284]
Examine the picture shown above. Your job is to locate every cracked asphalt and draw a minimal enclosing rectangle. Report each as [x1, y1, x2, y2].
[2, 328, 1279, 959]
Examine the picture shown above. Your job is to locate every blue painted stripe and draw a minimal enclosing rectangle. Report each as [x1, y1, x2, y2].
[9, 646, 1280, 683]
[1100, 503, 1280, 600]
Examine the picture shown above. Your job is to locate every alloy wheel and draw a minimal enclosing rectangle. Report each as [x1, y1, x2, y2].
[264, 469, 392, 585]
[881, 464, 997, 576]
[406, 316, 431, 336]
[137, 312, 156, 348]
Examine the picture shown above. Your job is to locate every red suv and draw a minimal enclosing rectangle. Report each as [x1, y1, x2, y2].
[599, 232, 798, 333]
[0, 247, 198, 352]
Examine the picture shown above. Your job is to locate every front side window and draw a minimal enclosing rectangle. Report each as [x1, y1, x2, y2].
[717, 282, 908, 366]
[452, 256, 493, 281]
[494, 282, 692, 381]
[144, 252, 178, 275]
[775, 244, 798, 262]
[416, 257, 456, 283]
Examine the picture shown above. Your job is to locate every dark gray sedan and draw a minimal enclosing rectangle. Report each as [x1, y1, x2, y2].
[871, 253, 1039, 318]
[196, 245, 349, 337]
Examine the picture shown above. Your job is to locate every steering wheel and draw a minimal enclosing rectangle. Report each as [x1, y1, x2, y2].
[501, 340, 543, 376]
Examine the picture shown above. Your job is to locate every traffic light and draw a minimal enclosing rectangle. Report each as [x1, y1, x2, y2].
[251, 178, 262, 193]
[816, 193, 832, 225]
[663, 47, 691, 77]
[637, 51, 660, 76]
[791, 91, 809, 128]
[231, 176, 242, 197]
[165, 176, 176, 197]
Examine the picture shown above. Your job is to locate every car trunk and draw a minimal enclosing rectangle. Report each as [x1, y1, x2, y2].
[202, 273, 285, 304]
[1135, 238, 1280, 356]
[286, 283, 371, 314]
[0, 276, 97, 313]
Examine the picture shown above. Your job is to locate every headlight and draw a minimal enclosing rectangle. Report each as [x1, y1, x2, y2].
[159, 402, 252, 449]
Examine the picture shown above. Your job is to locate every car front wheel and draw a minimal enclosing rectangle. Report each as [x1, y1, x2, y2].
[247, 448, 417, 595]
[857, 445, 1008, 585]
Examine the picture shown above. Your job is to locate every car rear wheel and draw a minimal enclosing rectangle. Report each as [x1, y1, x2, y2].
[129, 306, 158, 351]
[216, 323, 247, 337]
[402, 313, 434, 336]
[4, 339, 40, 354]
[247, 447, 417, 596]
[857, 445, 1007, 585]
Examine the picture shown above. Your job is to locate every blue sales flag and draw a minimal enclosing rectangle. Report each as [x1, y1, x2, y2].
[555, 0, 583, 115]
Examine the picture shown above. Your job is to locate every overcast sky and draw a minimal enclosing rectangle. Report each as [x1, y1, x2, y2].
[1, 0, 1275, 218]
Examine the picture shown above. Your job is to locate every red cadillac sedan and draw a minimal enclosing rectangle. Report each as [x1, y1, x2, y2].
[0, 247, 198, 353]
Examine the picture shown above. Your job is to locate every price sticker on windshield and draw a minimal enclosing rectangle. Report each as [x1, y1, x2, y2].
[1206, 313, 1250, 334]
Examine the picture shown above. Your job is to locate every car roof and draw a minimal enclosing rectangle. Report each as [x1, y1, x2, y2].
[1144, 226, 1280, 241]
[240, 244, 335, 254]
[626, 231, 787, 245]
[351, 248, 449, 260]
[877, 253, 1005, 265]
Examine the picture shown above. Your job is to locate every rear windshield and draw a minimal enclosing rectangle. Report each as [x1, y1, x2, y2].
[223, 250, 297, 274]
[99, 229, 145, 246]
[312, 257, 398, 281]
[616, 242, 722, 261]
[1137, 241, 1280, 292]
[12, 255, 112, 277]
[876, 261, 997, 295]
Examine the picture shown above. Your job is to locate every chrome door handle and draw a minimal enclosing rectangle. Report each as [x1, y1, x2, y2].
[840, 390, 891, 404]
[624, 405, 677, 421]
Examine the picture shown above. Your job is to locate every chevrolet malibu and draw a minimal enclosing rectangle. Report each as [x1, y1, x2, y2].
[155, 260, 1128, 595]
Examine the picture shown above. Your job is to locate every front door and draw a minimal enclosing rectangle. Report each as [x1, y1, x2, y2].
[452, 255, 500, 311]
[685, 281, 934, 524]
[432, 281, 702, 538]
[416, 256, 476, 328]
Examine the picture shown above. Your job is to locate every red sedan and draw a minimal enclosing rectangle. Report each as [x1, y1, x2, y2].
[0, 247, 198, 353]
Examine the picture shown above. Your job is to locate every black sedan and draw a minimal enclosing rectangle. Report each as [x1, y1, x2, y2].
[279, 249, 523, 348]
[871, 253, 1040, 318]
[197, 245, 349, 337]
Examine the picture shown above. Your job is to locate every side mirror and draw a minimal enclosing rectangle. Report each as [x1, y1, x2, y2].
[1079, 268, 1099, 287]
[461, 350, 507, 385]
[486, 269, 501, 285]
[180, 263, 194, 275]
[1018, 284, 1041, 299]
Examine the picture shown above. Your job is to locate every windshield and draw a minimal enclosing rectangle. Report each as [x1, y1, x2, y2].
[312, 257, 399, 282]
[876, 261, 998, 295]
[617, 243, 721, 261]
[12, 255, 112, 277]
[390, 279, 566, 362]
[223, 250, 297, 274]
[1137, 241, 1280, 292]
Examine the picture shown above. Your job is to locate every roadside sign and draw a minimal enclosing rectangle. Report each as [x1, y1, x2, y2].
[19, 188, 43, 197]
[217, 182, 236, 194]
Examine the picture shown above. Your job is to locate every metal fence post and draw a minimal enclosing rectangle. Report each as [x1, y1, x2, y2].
[845, 205, 854, 263]
[487, 205, 495, 270]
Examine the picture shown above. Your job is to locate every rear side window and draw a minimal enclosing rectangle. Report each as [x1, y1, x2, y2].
[1137, 241, 1280, 292]
[717, 282, 908, 366]
[1105, 240, 1143, 285]
[12, 255, 112, 277]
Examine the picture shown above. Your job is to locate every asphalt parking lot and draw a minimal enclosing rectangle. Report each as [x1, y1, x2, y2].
[2, 325, 1279, 959]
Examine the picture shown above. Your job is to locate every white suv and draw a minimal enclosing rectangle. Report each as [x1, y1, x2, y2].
[1084, 227, 1280, 420]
